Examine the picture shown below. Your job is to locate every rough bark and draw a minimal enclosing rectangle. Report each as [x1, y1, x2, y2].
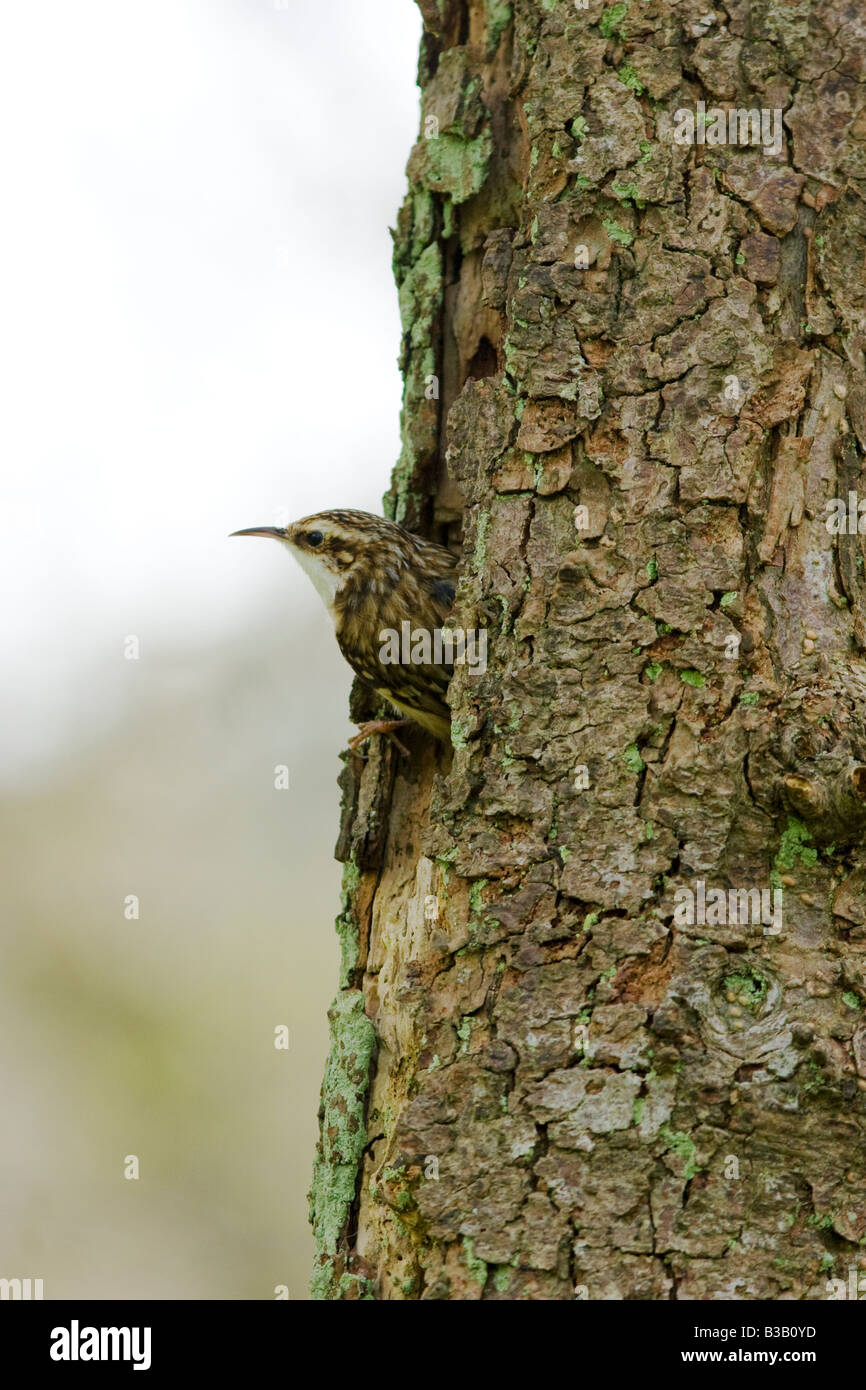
[310, 0, 866, 1300]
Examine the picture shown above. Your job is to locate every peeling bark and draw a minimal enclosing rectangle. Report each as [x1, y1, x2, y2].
[310, 0, 866, 1300]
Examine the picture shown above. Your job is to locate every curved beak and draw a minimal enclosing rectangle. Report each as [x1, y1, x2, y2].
[229, 526, 287, 540]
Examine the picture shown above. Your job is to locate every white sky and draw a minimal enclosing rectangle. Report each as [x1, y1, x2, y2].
[0, 0, 422, 778]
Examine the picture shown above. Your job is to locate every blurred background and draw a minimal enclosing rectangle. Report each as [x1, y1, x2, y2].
[0, 0, 421, 1297]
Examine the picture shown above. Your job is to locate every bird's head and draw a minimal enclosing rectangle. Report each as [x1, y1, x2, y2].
[230, 509, 412, 616]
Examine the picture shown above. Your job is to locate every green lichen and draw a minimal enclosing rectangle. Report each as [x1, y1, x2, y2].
[661, 1126, 702, 1181]
[310, 990, 377, 1299]
[725, 971, 767, 1013]
[842, 991, 861, 1011]
[623, 744, 645, 774]
[720, 590, 738, 607]
[457, 1015, 475, 1054]
[451, 721, 470, 750]
[473, 510, 491, 569]
[807, 1212, 834, 1230]
[388, 236, 444, 525]
[335, 858, 362, 987]
[611, 181, 645, 208]
[485, 0, 512, 53]
[469, 878, 489, 919]
[602, 217, 634, 247]
[420, 130, 493, 205]
[680, 670, 706, 687]
[412, 52, 491, 205]
[335, 1272, 375, 1299]
[739, 691, 760, 707]
[617, 66, 643, 96]
[409, 189, 436, 264]
[599, 3, 628, 39]
[397, 243, 443, 342]
[462, 1237, 488, 1288]
[570, 115, 588, 142]
[799, 1059, 825, 1096]
[644, 662, 662, 682]
[771, 817, 817, 890]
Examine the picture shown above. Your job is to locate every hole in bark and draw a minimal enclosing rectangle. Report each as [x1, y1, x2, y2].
[735, 1064, 762, 1082]
[466, 336, 498, 382]
[852, 765, 866, 800]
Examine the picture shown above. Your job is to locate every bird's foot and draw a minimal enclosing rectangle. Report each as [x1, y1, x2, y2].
[348, 719, 411, 758]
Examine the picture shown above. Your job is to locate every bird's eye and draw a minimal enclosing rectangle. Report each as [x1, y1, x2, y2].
[306, 530, 324, 548]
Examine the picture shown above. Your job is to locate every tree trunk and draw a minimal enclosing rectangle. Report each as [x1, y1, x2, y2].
[310, 0, 866, 1300]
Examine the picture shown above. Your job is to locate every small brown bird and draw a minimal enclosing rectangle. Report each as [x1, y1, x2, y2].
[231, 509, 458, 749]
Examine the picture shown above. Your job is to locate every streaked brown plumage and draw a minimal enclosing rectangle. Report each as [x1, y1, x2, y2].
[231, 509, 458, 744]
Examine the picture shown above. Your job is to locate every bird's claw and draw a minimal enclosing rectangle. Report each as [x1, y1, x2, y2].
[348, 720, 411, 758]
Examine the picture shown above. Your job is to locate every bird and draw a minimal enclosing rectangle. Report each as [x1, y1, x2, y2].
[230, 509, 458, 751]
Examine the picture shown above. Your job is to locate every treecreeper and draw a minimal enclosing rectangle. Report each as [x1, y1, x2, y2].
[232, 509, 463, 751]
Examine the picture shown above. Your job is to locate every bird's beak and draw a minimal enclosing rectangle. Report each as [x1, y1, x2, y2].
[229, 526, 288, 540]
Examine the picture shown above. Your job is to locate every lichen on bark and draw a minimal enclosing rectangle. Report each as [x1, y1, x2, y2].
[309, 989, 377, 1299]
[311, 0, 866, 1299]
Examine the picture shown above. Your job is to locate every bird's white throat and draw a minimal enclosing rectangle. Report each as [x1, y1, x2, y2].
[286, 542, 341, 618]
